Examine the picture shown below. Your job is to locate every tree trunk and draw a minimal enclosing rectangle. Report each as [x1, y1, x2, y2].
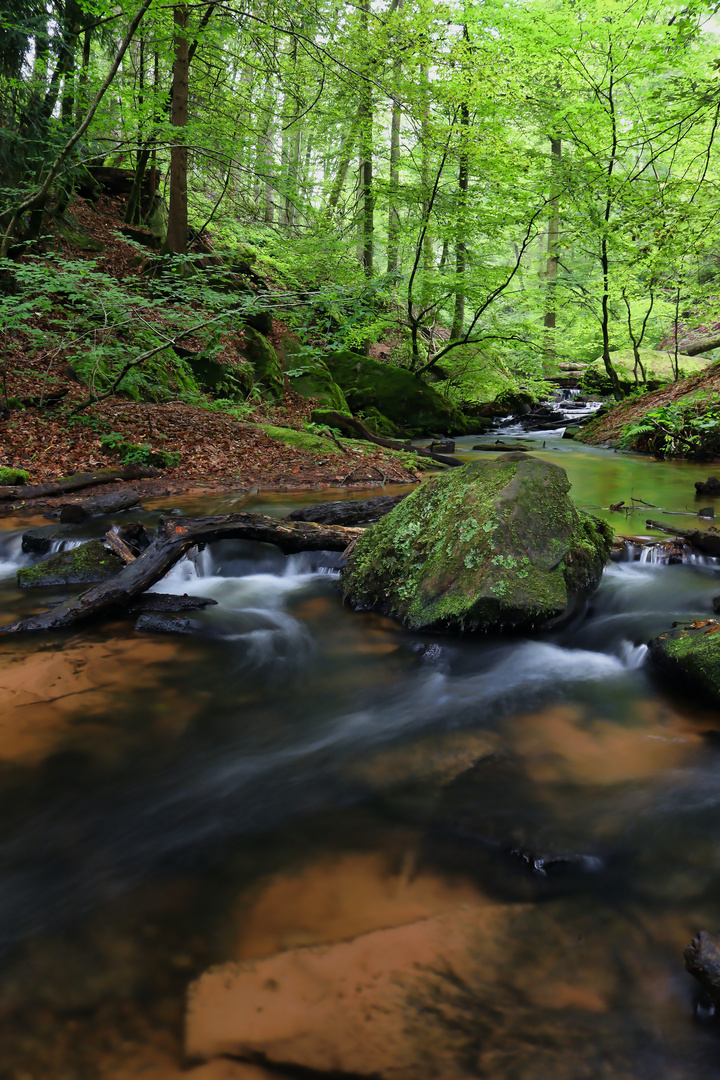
[359, 0, 374, 276]
[327, 111, 361, 211]
[386, 0, 404, 274]
[543, 136, 561, 374]
[163, 4, 189, 255]
[450, 89, 469, 340]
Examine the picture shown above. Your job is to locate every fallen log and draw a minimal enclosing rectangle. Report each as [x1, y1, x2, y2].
[678, 333, 720, 357]
[55, 489, 141, 523]
[127, 593, 218, 615]
[685, 931, 720, 1008]
[0, 513, 362, 634]
[646, 519, 720, 556]
[0, 465, 160, 503]
[316, 411, 462, 467]
[286, 493, 409, 526]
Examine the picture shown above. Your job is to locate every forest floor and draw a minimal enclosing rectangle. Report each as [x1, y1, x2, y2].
[0, 197, 421, 495]
[578, 360, 720, 447]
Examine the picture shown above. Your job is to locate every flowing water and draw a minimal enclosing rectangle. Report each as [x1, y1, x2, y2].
[2, 440, 720, 1077]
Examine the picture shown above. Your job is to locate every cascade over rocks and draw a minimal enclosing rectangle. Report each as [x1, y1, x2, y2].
[340, 455, 613, 634]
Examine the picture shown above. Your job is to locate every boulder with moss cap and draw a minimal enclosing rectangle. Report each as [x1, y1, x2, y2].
[647, 620, 720, 703]
[340, 454, 613, 633]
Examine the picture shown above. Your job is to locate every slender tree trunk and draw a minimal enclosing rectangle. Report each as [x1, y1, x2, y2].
[450, 97, 469, 340]
[419, 62, 432, 303]
[542, 136, 561, 374]
[358, 0, 375, 278]
[386, 0, 404, 275]
[163, 4, 189, 255]
[327, 112, 360, 210]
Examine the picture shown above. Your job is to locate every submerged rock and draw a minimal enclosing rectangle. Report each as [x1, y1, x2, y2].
[16, 539, 124, 587]
[647, 620, 720, 703]
[340, 455, 613, 633]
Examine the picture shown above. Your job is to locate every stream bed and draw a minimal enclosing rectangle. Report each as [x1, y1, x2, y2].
[2, 439, 720, 1077]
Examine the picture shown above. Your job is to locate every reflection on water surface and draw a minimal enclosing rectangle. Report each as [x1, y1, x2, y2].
[0, 449, 720, 1077]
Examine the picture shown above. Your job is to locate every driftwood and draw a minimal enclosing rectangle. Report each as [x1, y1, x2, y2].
[56, 489, 141, 523]
[0, 513, 362, 634]
[0, 466, 160, 503]
[286, 493, 409, 526]
[317, 411, 462, 467]
[646, 519, 720, 556]
[685, 931, 720, 1008]
[105, 530, 136, 564]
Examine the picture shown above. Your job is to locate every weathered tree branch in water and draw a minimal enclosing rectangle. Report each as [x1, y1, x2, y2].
[645, 519, 720, 556]
[685, 931, 720, 1008]
[0, 513, 362, 635]
[0, 466, 159, 503]
[317, 411, 462, 466]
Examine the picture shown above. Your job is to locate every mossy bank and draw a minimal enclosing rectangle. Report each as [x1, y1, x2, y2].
[340, 454, 613, 634]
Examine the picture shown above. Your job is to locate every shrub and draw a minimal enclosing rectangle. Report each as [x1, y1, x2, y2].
[622, 395, 720, 459]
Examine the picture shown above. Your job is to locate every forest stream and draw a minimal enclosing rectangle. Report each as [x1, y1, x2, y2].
[3, 435, 720, 1078]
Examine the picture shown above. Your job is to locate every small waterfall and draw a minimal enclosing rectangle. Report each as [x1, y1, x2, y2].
[47, 538, 88, 555]
[615, 539, 717, 567]
[0, 532, 29, 578]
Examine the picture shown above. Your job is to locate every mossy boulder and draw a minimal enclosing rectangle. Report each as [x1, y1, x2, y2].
[243, 327, 284, 400]
[0, 466, 29, 484]
[17, 540, 124, 588]
[340, 455, 613, 633]
[647, 620, 720, 703]
[174, 347, 251, 401]
[326, 351, 464, 436]
[282, 343, 349, 413]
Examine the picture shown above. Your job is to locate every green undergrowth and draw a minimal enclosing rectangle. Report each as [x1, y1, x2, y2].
[100, 432, 180, 468]
[621, 392, 720, 458]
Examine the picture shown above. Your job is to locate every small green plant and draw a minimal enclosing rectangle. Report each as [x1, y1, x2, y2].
[100, 432, 179, 468]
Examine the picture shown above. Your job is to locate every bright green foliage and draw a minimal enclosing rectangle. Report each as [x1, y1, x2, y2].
[622, 394, 720, 459]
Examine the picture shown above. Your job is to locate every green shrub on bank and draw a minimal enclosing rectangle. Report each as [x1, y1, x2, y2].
[622, 394, 720, 458]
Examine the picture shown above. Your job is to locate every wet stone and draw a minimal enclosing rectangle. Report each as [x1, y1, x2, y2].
[16, 539, 124, 587]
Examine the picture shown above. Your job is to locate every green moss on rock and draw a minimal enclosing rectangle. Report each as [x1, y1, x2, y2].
[282, 343, 349, 413]
[243, 327, 285, 400]
[17, 539, 124, 588]
[647, 621, 720, 703]
[327, 351, 465, 436]
[340, 454, 612, 633]
[258, 425, 344, 455]
[0, 466, 29, 484]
